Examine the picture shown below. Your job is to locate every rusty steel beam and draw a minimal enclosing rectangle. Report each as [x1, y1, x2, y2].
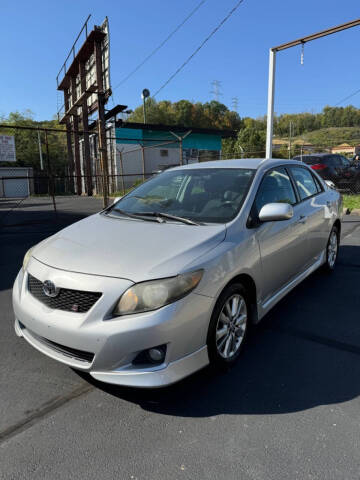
[80, 61, 93, 196]
[95, 38, 109, 207]
[272, 18, 360, 51]
[71, 76, 82, 195]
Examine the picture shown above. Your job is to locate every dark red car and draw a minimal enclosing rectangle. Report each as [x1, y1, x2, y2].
[293, 153, 360, 192]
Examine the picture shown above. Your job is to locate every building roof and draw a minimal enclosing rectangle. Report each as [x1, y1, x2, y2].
[115, 121, 235, 138]
[333, 143, 352, 148]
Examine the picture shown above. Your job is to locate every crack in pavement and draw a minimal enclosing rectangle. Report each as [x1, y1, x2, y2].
[0, 383, 94, 444]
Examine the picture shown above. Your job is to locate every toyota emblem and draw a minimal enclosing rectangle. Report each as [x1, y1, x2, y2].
[42, 280, 59, 298]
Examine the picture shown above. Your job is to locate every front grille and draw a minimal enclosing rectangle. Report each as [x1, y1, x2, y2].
[28, 274, 102, 313]
[19, 322, 94, 363]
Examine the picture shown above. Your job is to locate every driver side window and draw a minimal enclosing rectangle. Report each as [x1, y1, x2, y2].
[254, 168, 297, 214]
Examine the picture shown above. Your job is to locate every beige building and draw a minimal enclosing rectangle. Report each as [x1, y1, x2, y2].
[331, 143, 360, 156]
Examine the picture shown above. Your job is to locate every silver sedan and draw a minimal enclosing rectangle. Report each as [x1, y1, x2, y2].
[13, 159, 342, 387]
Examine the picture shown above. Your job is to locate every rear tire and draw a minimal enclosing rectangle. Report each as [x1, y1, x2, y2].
[207, 283, 250, 370]
[322, 225, 339, 273]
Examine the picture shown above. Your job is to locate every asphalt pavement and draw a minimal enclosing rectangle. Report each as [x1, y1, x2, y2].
[1, 196, 360, 480]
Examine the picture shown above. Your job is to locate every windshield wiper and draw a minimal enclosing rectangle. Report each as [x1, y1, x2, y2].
[107, 208, 162, 223]
[131, 211, 200, 226]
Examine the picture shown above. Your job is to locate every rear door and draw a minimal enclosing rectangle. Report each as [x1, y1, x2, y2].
[289, 165, 328, 262]
[326, 155, 343, 184]
[252, 167, 310, 302]
[339, 156, 356, 186]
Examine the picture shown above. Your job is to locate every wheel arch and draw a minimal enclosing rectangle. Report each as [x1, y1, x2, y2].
[216, 273, 259, 324]
[333, 218, 341, 237]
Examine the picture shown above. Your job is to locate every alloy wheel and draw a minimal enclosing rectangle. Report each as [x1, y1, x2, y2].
[215, 294, 247, 359]
[327, 230, 338, 268]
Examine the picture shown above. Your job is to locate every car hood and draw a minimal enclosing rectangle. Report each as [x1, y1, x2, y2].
[33, 213, 226, 282]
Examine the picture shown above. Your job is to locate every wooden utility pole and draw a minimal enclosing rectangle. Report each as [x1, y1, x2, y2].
[95, 38, 109, 208]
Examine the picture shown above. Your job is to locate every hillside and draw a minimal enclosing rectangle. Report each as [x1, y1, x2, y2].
[299, 127, 360, 147]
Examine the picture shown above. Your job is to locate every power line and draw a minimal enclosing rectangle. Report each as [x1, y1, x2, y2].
[153, 0, 245, 98]
[335, 87, 360, 106]
[112, 0, 207, 92]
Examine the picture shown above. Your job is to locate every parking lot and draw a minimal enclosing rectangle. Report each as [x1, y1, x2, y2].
[1, 196, 360, 480]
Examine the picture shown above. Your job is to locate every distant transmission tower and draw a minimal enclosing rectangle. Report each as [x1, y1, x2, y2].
[210, 80, 223, 101]
[231, 97, 239, 112]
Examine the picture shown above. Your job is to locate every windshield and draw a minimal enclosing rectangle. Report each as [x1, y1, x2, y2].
[109, 168, 255, 224]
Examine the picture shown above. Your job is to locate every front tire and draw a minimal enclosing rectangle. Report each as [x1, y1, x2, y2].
[322, 225, 339, 272]
[207, 283, 249, 369]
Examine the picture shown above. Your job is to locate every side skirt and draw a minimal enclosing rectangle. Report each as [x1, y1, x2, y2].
[257, 251, 325, 321]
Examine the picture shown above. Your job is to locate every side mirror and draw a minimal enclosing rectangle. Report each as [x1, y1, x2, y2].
[112, 196, 122, 205]
[259, 203, 294, 222]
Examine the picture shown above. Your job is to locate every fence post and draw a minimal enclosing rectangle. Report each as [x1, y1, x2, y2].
[45, 130, 57, 216]
[119, 149, 125, 195]
[141, 145, 145, 181]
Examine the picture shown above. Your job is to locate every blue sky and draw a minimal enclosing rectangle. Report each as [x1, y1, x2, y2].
[1, 0, 360, 121]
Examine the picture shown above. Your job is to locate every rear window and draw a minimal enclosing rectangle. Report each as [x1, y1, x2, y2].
[300, 156, 323, 165]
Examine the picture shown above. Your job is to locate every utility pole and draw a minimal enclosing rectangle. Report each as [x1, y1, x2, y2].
[266, 49, 276, 159]
[142, 88, 150, 124]
[210, 80, 222, 101]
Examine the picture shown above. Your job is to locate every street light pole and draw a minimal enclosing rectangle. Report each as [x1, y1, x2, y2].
[141, 88, 150, 124]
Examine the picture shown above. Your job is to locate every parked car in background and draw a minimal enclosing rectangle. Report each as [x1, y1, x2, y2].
[13, 159, 342, 388]
[293, 153, 360, 192]
[352, 154, 360, 169]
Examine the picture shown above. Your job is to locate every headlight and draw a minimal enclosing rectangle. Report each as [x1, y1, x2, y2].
[114, 270, 203, 316]
[22, 247, 34, 271]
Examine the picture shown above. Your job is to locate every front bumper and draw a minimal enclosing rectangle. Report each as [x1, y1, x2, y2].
[13, 258, 212, 387]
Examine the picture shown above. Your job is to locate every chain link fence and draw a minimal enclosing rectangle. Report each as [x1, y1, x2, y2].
[1, 124, 359, 232]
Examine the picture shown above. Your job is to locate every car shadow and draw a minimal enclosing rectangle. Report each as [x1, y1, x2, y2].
[75, 244, 360, 417]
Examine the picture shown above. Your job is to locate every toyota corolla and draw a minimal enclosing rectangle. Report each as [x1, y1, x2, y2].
[13, 159, 342, 387]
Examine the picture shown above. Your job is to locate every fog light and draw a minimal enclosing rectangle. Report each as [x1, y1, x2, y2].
[148, 347, 165, 363]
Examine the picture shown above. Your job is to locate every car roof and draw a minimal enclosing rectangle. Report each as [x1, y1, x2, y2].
[294, 153, 333, 158]
[170, 158, 306, 171]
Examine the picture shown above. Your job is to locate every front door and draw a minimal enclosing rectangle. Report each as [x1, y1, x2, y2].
[253, 167, 309, 302]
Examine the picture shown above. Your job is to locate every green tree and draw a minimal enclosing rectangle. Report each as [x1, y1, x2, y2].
[1, 111, 67, 173]
[128, 99, 242, 130]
